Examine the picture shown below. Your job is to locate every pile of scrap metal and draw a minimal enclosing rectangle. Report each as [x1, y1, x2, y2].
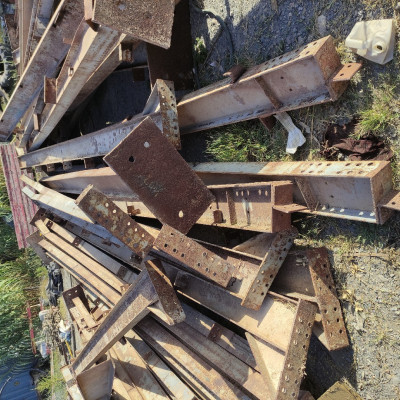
[1, 1, 400, 399]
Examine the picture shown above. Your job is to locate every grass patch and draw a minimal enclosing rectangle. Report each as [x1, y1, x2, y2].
[207, 120, 291, 162]
[37, 351, 66, 400]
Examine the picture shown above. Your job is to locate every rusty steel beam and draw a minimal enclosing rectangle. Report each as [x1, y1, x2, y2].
[103, 118, 214, 234]
[154, 225, 235, 287]
[0, 0, 84, 140]
[39, 160, 395, 225]
[135, 317, 257, 400]
[19, 36, 360, 162]
[29, 22, 126, 150]
[75, 185, 155, 259]
[71, 259, 184, 375]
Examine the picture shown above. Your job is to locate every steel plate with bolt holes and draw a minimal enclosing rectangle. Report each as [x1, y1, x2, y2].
[307, 248, 349, 350]
[154, 225, 235, 287]
[241, 227, 298, 311]
[104, 117, 215, 234]
[75, 185, 154, 259]
[92, 0, 175, 49]
[276, 300, 317, 400]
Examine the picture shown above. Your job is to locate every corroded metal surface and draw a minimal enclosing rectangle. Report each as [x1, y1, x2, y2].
[295, 178, 318, 211]
[204, 181, 296, 233]
[75, 185, 154, 259]
[307, 248, 349, 351]
[157, 80, 181, 149]
[0, 0, 84, 139]
[241, 227, 298, 310]
[72, 260, 184, 375]
[154, 225, 235, 287]
[276, 300, 317, 400]
[92, 0, 175, 49]
[104, 117, 214, 234]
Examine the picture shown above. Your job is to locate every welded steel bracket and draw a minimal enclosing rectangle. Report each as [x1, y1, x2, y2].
[76, 184, 154, 259]
[295, 178, 318, 211]
[204, 181, 306, 232]
[72, 259, 184, 375]
[104, 117, 214, 234]
[142, 79, 180, 148]
[91, 0, 175, 49]
[154, 224, 235, 287]
[241, 227, 298, 310]
[307, 248, 349, 350]
[378, 189, 400, 222]
[275, 300, 317, 400]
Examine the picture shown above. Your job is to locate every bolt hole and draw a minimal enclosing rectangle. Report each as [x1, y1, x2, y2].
[129, 156, 135, 162]
[178, 210, 184, 218]
[144, 141, 150, 148]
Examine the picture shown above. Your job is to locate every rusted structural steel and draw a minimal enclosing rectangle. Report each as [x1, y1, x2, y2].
[39, 160, 396, 224]
[25, 0, 56, 63]
[19, 36, 360, 161]
[24, 183, 346, 350]
[53, 218, 315, 399]
[71, 260, 184, 375]
[0, 0, 84, 140]
[41, 170, 306, 232]
[29, 22, 126, 150]
[64, 287, 192, 400]
[103, 118, 214, 234]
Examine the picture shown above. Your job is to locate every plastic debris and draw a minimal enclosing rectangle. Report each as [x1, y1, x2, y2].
[345, 19, 396, 65]
[274, 112, 306, 154]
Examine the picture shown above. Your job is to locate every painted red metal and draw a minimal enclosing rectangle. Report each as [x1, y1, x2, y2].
[0, 145, 38, 248]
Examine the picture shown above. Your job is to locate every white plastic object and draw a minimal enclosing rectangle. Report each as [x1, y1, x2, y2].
[345, 19, 396, 65]
[39, 309, 50, 322]
[274, 112, 306, 154]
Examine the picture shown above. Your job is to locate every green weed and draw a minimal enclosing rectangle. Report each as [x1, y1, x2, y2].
[207, 120, 291, 162]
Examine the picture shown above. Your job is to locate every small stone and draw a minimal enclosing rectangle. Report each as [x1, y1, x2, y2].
[317, 15, 327, 36]
[395, 2, 400, 11]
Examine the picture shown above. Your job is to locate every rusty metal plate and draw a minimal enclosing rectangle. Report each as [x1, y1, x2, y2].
[157, 80, 181, 149]
[241, 227, 298, 310]
[276, 300, 317, 400]
[307, 248, 349, 350]
[202, 181, 295, 233]
[104, 117, 214, 234]
[92, 0, 175, 49]
[154, 225, 235, 287]
[332, 63, 362, 82]
[75, 185, 154, 259]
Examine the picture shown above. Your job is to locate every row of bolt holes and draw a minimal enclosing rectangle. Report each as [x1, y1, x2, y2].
[281, 318, 313, 397]
[262, 40, 320, 71]
[253, 241, 291, 296]
[235, 189, 269, 197]
[163, 243, 218, 277]
[103, 203, 148, 239]
[315, 263, 344, 335]
[300, 162, 374, 174]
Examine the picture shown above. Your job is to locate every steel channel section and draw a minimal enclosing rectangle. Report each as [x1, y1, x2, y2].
[154, 225, 235, 287]
[306, 248, 349, 350]
[72, 260, 184, 375]
[92, 0, 175, 49]
[275, 300, 317, 400]
[0, 0, 84, 140]
[19, 35, 360, 163]
[37, 160, 394, 224]
[241, 227, 298, 310]
[104, 117, 214, 234]
[75, 185, 154, 259]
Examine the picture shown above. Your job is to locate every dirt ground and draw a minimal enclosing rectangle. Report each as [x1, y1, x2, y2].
[188, 1, 400, 399]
